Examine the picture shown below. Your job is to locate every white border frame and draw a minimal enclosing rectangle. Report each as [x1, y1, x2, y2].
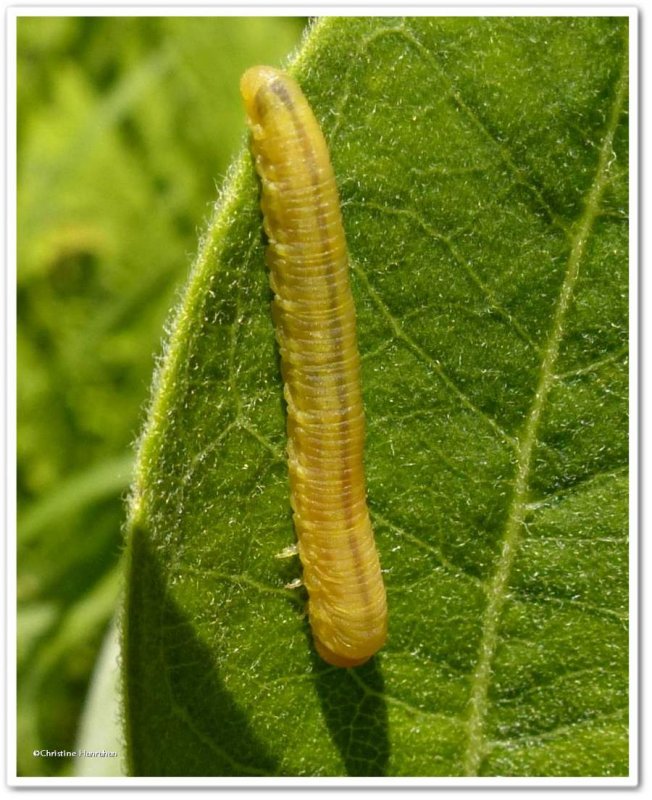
[4, 2, 639, 790]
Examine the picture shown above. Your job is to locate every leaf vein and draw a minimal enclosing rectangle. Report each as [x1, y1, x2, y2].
[353, 262, 517, 449]
[372, 508, 485, 589]
[398, 25, 570, 232]
[487, 708, 628, 751]
[555, 345, 628, 381]
[462, 57, 629, 776]
[350, 199, 540, 354]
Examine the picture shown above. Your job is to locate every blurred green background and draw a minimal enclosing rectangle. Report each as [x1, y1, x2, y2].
[17, 15, 306, 777]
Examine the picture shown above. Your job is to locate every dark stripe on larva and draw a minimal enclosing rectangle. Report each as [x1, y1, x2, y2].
[265, 77, 368, 605]
[262, 101, 370, 631]
[240, 66, 387, 667]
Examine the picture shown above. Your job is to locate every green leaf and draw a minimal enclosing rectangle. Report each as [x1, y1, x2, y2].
[122, 17, 629, 777]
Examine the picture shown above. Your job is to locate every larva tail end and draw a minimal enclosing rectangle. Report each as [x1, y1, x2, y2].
[313, 637, 376, 669]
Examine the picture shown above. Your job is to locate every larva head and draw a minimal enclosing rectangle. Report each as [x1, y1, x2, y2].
[240, 66, 311, 149]
[241, 66, 295, 122]
[240, 65, 334, 189]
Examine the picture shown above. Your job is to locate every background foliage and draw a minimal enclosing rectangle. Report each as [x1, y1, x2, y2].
[16, 15, 305, 777]
[122, 16, 629, 778]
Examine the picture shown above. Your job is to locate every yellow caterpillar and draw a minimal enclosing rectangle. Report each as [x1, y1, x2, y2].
[241, 66, 387, 667]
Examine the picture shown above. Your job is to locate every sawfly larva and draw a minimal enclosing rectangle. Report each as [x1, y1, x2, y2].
[241, 65, 387, 667]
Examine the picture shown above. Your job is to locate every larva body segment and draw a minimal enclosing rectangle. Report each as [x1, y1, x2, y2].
[240, 66, 387, 667]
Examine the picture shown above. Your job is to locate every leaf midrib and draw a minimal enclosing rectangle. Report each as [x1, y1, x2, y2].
[462, 57, 629, 776]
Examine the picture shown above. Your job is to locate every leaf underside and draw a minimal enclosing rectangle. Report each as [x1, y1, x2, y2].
[123, 16, 630, 777]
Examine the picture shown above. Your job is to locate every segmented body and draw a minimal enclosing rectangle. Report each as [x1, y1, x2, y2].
[240, 66, 387, 667]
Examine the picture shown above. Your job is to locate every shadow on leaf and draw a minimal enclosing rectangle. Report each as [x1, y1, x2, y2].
[312, 649, 389, 776]
[122, 522, 279, 777]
